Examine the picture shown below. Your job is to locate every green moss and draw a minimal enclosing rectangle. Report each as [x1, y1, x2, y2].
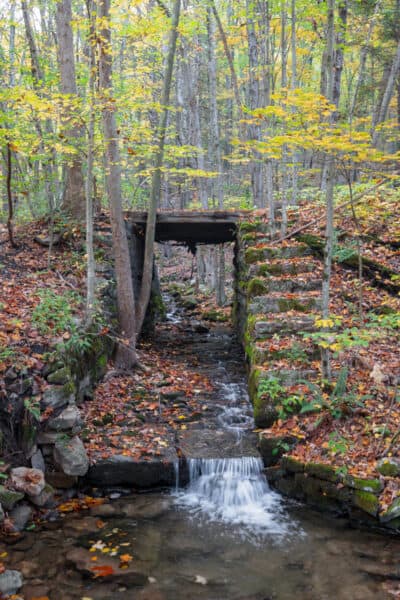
[345, 475, 383, 493]
[62, 380, 76, 397]
[47, 367, 71, 385]
[353, 490, 379, 517]
[281, 456, 305, 473]
[253, 395, 279, 428]
[239, 220, 262, 233]
[376, 457, 400, 477]
[247, 277, 268, 297]
[97, 353, 108, 369]
[380, 498, 400, 523]
[305, 462, 339, 483]
[244, 247, 265, 264]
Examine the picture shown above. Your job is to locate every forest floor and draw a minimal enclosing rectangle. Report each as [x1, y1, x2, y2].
[0, 188, 399, 513]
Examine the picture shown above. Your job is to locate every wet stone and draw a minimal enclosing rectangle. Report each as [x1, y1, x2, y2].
[11, 467, 45, 496]
[178, 429, 259, 460]
[0, 570, 23, 596]
[10, 504, 32, 531]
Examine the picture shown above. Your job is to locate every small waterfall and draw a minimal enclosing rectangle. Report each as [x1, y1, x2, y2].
[177, 456, 289, 537]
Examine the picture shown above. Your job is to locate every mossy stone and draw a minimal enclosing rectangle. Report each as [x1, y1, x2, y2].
[0, 486, 24, 510]
[258, 434, 297, 467]
[353, 490, 379, 517]
[305, 462, 340, 483]
[182, 297, 197, 309]
[281, 456, 305, 473]
[253, 396, 278, 428]
[376, 457, 400, 477]
[247, 278, 268, 297]
[244, 247, 265, 264]
[380, 497, 400, 523]
[47, 367, 71, 385]
[344, 475, 383, 494]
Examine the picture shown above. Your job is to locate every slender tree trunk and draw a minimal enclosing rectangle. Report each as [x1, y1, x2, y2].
[6, 143, 16, 248]
[21, 0, 56, 211]
[208, 7, 226, 306]
[85, 0, 96, 323]
[55, 0, 85, 220]
[372, 39, 400, 146]
[246, 0, 265, 208]
[99, 0, 137, 368]
[349, 0, 381, 123]
[321, 0, 336, 381]
[290, 0, 298, 204]
[136, 0, 181, 335]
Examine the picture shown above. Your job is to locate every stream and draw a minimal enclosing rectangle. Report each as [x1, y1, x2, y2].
[2, 297, 400, 599]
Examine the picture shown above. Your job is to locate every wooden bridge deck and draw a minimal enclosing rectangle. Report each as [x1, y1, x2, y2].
[126, 210, 250, 244]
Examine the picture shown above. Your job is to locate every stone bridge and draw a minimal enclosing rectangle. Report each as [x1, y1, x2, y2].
[126, 210, 322, 429]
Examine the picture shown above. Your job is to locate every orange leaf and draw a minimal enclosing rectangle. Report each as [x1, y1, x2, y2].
[91, 565, 115, 578]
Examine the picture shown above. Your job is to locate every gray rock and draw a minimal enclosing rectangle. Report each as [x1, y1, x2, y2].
[37, 431, 62, 445]
[41, 386, 75, 410]
[0, 503, 4, 522]
[29, 483, 55, 507]
[376, 457, 400, 477]
[31, 448, 46, 473]
[5, 367, 18, 380]
[10, 504, 32, 531]
[54, 436, 89, 476]
[0, 570, 23, 595]
[11, 467, 45, 496]
[46, 405, 81, 431]
[0, 485, 24, 510]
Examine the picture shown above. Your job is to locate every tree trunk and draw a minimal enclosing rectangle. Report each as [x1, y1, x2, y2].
[372, 39, 400, 146]
[55, 0, 85, 220]
[136, 0, 181, 336]
[85, 0, 96, 323]
[99, 0, 137, 369]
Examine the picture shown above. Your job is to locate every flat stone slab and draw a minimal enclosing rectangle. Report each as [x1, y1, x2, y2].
[86, 446, 178, 489]
[177, 429, 259, 460]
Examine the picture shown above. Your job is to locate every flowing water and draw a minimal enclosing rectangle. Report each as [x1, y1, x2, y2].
[3, 304, 400, 599]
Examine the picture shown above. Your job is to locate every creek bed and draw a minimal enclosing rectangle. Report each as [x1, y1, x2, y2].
[2, 303, 400, 599]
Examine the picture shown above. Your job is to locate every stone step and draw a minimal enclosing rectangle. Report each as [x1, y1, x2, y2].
[246, 276, 322, 297]
[250, 339, 320, 364]
[256, 367, 319, 387]
[244, 243, 312, 265]
[251, 316, 318, 338]
[248, 293, 321, 315]
[248, 258, 320, 278]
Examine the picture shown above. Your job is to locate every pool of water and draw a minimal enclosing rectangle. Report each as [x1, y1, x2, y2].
[3, 491, 400, 600]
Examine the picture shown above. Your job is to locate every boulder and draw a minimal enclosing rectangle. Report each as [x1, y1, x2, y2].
[0, 570, 23, 596]
[66, 547, 148, 586]
[46, 405, 81, 431]
[11, 467, 45, 496]
[54, 436, 89, 477]
[41, 386, 75, 410]
[0, 486, 24, 511]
